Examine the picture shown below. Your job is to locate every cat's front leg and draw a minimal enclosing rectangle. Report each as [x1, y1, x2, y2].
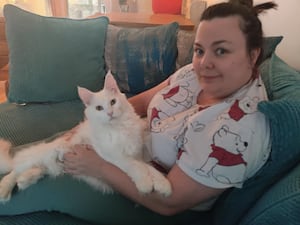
[17, 167, 46, 190]
[0, 171, 17, 202]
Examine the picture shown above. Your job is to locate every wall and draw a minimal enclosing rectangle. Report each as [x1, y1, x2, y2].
[137, 0, 152, 13]
[206, 0, 300, 70]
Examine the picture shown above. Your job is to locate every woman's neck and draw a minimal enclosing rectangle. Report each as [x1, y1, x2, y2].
[197, 91, 223, 106]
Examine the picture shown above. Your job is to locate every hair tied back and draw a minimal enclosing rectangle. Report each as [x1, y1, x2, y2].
[228, 0, 277, 15]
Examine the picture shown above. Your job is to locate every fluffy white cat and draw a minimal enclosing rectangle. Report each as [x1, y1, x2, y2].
[0, 72, 171, 202]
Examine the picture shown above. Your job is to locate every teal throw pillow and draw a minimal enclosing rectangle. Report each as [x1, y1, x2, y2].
[262, 36, 283, 60]
[4, 4, 109, 103]
[104, 23, 179, 96]
[213, 54, 300, 225]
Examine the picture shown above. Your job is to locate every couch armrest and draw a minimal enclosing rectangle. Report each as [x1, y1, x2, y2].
[239, 163, 300, 225]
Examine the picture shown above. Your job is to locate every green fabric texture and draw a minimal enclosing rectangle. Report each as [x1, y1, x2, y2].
[0, 166, 206, 225]
[240, 161, 300, 225]
[213, 54, 300, 225]
[0, 100, 84, 146]
[4, 4, 109, 103]
[0, 211, 93, 225]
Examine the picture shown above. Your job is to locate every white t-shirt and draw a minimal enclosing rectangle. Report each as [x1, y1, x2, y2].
[147, 64, 271, 192]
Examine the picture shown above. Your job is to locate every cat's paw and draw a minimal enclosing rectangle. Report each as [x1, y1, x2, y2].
[148, 166, 172, 197]
[134, 175, 154, 194]
[126, 161, 154, 194]
[17, 168, 44, 190]
[0, 184, 12, 202]
[153, 177, 172, 197]
[0, 173, 16, 202]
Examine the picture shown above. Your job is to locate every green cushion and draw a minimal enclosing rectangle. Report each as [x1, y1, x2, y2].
[0, 165, 206, 225]
[262, 36, 283, 60]
[213, 54, 300, 225]
[240, 163, 300, 225]
[0, 100, 84, 146]
[0, 211, 92, 225]
[105, 23, 179, 96]
[4, 4, 108, 103]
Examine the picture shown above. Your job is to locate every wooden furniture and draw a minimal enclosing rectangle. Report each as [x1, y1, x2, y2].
[0, 17, 9, 72]
[91, 12, 195, 30]
[0, 17, 9, 101]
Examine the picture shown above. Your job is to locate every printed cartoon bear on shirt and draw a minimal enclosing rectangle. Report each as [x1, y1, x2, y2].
[196, 125, 248, 184]
[162, 82, 193, 109]
[221, 96, 259, 121]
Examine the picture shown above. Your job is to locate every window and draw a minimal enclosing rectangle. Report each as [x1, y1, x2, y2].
[68, 0, 138, 19]
[0, 0, 51, 16]
[68, 0, 103, 19]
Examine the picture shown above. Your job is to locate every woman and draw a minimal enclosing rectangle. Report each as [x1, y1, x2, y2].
[64, 0, 276, 220]
[0, 0, 277, 224]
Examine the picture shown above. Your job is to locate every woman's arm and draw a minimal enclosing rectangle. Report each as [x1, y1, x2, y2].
[63, 147, 226, 216]
[128, 78, 169, 117]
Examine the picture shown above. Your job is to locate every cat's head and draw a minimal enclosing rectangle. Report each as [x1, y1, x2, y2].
[78, 71, 132, 124]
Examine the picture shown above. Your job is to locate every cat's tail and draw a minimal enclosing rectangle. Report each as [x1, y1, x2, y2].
[0, 139, 13, 174]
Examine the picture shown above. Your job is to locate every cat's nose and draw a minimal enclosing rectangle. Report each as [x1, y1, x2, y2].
[107, 112, 113, 117]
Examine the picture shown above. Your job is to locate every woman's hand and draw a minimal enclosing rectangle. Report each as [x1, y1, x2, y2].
[63, 144, 103, 178]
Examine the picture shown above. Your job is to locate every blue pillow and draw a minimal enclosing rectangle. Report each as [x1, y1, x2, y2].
[4, 4, 109, 103]
[104, 23, 179, 96]
[213, 54, 300, 225]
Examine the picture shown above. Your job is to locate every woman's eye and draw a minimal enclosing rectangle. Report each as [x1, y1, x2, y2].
[215, 48, 227, 56]
[95, 105, 103, 111]
[111, 99, 116, 106]
[194, 48, 204, 56]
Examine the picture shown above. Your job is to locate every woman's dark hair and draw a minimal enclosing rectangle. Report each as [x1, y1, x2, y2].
[200, 0, 277, 66]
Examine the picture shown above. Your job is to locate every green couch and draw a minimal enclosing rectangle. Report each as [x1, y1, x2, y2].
[0, 4, 299, 225]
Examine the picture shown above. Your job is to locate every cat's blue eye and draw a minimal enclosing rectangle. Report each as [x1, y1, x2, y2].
[96, 105, 103, 111]
[111, 99, 116, 106]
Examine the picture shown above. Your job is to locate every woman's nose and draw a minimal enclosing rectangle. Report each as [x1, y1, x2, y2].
[199, 53, 214, 69]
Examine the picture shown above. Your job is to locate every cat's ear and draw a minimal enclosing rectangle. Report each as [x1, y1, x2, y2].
[78, 86, 93, 106]
[104, 71, 120, 94]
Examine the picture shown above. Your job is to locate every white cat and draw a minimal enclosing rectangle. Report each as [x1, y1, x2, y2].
[0, 72, 171, 202]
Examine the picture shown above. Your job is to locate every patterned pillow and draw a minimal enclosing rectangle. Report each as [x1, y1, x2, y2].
[4, 4, 108, 103]
[104, 23, 179, 96]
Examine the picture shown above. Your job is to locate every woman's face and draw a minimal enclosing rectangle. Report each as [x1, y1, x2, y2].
[192, 16, 260, 99]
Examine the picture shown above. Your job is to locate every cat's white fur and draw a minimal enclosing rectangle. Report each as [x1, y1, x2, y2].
[0, 72, 171, 202]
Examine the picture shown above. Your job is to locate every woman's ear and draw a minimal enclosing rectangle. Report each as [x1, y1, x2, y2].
[250, 48, 261, 66]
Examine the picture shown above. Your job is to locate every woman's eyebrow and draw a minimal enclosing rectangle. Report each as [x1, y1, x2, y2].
[194, 40, 231, 47]
[213, 40, 228, 45]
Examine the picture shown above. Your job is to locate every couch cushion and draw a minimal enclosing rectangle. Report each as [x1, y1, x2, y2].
[212, 54, 300, 225]
[239, 163, 300, 225]
[4, 4, 108, 103]
[0, 100, 84, 146]
[105, 23, 179, 96]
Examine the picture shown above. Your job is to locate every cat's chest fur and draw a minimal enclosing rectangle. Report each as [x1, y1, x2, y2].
[76, 115, 144, 162]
